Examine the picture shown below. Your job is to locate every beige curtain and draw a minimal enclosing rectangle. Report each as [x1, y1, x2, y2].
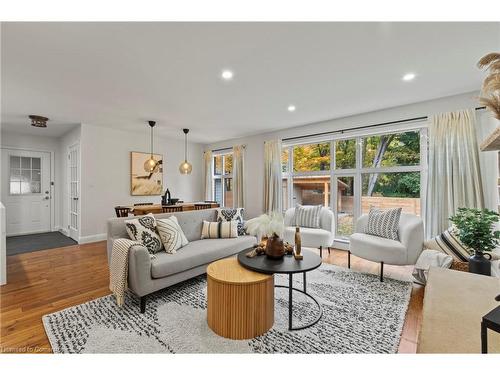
[425, 109, 484, 238]
[263, 140, 283, 213]
[232, 145, 245, 208]
[203, 150, 213, 201]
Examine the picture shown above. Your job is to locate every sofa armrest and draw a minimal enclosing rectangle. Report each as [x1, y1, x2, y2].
[127, 244, 153, 297]
[399, 217, 424, 264]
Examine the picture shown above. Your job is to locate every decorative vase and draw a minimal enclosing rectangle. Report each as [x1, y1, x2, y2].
[265, 233, 285, 259]
[468, 251, 492, 276]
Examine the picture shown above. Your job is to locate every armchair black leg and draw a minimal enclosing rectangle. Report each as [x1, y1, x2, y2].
[328, 247, 331, 255]
[140, 296, 146, 313]
[380, 262, 384, 282]
[347, 250, 351, 269]
[319, 246, 322, 258]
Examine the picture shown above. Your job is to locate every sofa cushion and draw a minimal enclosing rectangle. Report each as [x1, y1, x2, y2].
[350, 232, 407, 265]
[283, 226, 333, 248]
[150, 235, 257, 278]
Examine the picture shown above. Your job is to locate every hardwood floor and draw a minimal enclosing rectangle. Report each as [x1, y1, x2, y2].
[0, 242, 423, 353]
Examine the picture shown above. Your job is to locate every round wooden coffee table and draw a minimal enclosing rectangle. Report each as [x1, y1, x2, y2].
[207, 258, 274, 340]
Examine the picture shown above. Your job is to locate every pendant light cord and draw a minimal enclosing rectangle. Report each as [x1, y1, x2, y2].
[150, 125, 153, 158]
[184, 132, 187, 161]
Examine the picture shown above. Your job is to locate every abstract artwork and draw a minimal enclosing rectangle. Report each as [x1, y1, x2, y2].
[130, 151, 163, 196]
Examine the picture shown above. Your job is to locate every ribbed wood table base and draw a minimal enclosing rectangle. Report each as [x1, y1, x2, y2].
[207, 258, 274, 340]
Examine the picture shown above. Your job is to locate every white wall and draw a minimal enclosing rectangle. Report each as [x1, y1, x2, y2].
[0, 130, 62, 230]
[205, 91, 498, 218]
[79, 124, 204, 240]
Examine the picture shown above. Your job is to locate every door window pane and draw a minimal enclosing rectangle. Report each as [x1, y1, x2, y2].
[362, 131, 420, 168]
[292, 176, 330, 207]
[10, 156, 20, 169]
[335, 139, 356, 169]
[214, 179, 222, 204]
[21, 156, 31, 169]
[9, 156, 42, 194]
[224, 178, 233, 207]
[293, 143, 331, 172]
[361, 172, 420, 215]
[214, 155, 223, 175]
[336, 176, 355, 239]
[32, 157, 41, 169]
[224, 154, 233, 175]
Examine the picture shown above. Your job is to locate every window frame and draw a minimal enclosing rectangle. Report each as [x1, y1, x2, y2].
[282, 123, 428, 247]
[212, 150, 233, 207]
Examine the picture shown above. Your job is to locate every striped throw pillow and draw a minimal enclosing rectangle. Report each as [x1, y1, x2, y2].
[424, 227, 470, 262]
[201, 220, 238, 239]
[156, 216, 189, 254]
[294, 205, 322, 228]
[365, 207, 402, 241]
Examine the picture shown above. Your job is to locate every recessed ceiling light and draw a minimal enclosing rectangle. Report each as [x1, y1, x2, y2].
[221, 70, 234, 80]
[402, 73, 416, 81]
[287, 105, 296, 112]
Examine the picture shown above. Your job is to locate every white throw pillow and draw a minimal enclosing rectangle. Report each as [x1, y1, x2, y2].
[156, 216, 189, 254]
[125, 213, 163, 254]
[201, 220, 238, 239]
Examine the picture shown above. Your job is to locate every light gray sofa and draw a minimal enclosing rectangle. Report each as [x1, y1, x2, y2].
[107, 208, 257, 312]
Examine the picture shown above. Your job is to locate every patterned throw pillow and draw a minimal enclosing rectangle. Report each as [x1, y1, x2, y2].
[201, 220, 238, 239]
[424, 227, 470, 262]
[125, 213, 163, 254]
[294, 205, 322, 228]
[365, 207, 402, 241]
[156, 216, 189, 254]
[217, 208, 246, 236]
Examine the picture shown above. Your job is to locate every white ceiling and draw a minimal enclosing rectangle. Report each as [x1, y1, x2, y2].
[1, 22, 499, 142]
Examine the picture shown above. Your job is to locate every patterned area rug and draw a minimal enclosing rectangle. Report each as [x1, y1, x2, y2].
[43, 263, 412, 353]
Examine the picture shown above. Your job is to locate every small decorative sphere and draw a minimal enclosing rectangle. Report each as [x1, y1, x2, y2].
[179, 160, 192, 174]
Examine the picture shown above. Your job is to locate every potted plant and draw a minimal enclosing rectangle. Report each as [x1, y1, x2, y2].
[449, 208, 500, 276]
[244, 212, 286, 259]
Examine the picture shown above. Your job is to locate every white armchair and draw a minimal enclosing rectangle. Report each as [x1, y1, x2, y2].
[349, 213, 424, 281]
[283, 207, 335, 258]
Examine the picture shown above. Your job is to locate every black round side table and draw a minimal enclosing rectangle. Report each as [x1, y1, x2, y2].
[237, 248, 323, 330]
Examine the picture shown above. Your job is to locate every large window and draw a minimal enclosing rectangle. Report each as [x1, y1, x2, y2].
[282, 129, 426, 243]
[213, 152, 233, 207]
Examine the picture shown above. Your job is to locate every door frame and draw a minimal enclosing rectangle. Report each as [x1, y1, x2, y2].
[67, 142, 81, 242]
[0, 146, 56, 234]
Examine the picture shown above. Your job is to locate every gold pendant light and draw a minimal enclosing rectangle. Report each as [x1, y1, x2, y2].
[179, 128, 193, 174]
[144, 121, 159, 173]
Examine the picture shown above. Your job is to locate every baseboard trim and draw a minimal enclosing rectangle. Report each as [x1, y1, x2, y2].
[79, 233, 107, 244]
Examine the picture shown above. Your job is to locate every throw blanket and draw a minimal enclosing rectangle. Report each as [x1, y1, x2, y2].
[412, 249, 453, 285]
[109, 238, 143, 306]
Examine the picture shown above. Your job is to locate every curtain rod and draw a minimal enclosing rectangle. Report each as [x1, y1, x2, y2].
[282, 106, 486, 143]
[211, 145, 246, 153]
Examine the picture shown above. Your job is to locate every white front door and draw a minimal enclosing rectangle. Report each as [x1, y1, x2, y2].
[1, 148, 52, 236]
[68, 144, 80, 241]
